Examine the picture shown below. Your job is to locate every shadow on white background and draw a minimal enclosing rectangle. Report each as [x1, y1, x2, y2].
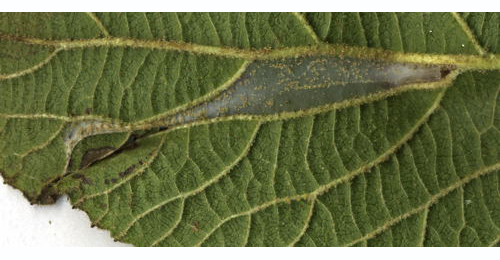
[0, 176, 130, 247]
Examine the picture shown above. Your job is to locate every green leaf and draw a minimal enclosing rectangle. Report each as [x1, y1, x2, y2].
[0, 12, 498, 246]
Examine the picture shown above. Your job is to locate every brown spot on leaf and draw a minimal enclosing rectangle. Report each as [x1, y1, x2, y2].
[72, 173, 84, 179]
[191, 221, 200, 232]
[80, 146, 116, 169]
[72, 173, 93, 185]
[81, 176, 93, 185]
[119, 165, 136, 178]
[37, 185, 61, 205]
[67, 157, 74, 170]
[440, 67, 452, 78]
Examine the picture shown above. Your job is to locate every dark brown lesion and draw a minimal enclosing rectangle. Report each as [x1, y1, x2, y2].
[84, 107, 93, 115]
[71, 173, 93, 185]
[77, 131, 143, 170]
[440, 67, 453, 78]
[104, 177, 120, 185]
[37, 182, 62, 205]
[85, 127, 164, 168]
[118, 165, 137, 178]
[80, 146, 116, 169]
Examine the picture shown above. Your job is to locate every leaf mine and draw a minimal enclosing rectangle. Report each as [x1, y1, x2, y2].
[59, 55, 453, 149]
[160, 56, 453, 128]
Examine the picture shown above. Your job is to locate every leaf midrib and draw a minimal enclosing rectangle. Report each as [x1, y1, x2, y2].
[0, 34, 498, 71]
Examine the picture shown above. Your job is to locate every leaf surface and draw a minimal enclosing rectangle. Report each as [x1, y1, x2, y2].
[0, 12, 498, 246]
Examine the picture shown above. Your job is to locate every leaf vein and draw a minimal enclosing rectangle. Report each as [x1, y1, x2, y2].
[451, 12, 487, 55]
[85, 12, 110, 37]
[292, 12, 320, 44]
[74, 134, 166, 205]
[288, 198, 316, 246]
[2, 34, 498, 69]
[116, 122, 262, 240]
[0, 48, 62, 81]
[150, 199, 185, 246]
[342, 163, 499, 246]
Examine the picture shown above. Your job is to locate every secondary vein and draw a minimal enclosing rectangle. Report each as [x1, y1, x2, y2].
[451, 12, 487, 56]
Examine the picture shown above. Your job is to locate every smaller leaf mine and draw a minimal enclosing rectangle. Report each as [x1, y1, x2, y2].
[64, 121, 125, 154]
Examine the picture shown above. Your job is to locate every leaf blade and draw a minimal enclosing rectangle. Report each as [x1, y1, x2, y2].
[0, 12, 498, 247]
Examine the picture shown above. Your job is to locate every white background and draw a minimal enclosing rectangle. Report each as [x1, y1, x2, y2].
[0, 176, 128, 246]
